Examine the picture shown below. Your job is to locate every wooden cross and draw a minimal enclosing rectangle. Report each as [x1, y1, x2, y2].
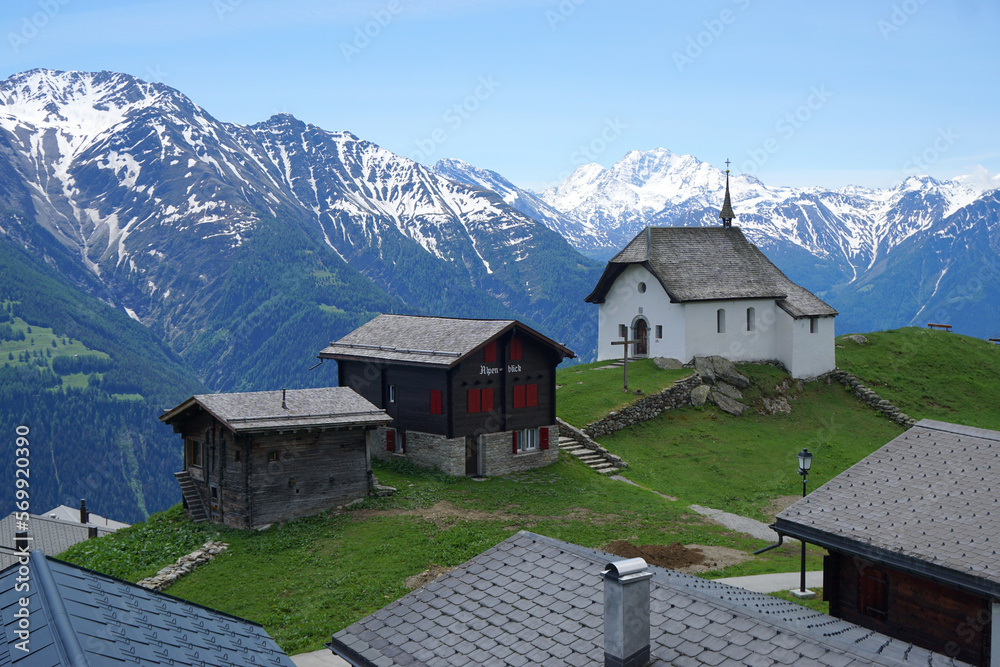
[611, 333, 640, 391]
[725, 158, 731, 170]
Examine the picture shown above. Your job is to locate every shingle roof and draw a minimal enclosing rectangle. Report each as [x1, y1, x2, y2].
[160, 387, 390, 433]
[585, 227, 838, 318]
[0, 551, 295, 666]
[318, 314, 574, 367]
[775, 419, 1000, 597]
[328, 531, 963, 667]
[0, 513, 122, 571]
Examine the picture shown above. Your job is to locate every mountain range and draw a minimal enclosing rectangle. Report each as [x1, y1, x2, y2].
[1, 67, 998, 522]
[439, 149, 1000, 339]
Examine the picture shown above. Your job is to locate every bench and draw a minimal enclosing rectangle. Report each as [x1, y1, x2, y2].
[927, 323, 952, 332]
[990, 339, 1000, 344]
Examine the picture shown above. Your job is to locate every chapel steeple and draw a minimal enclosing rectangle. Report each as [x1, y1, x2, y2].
[719, 159, 735, 228]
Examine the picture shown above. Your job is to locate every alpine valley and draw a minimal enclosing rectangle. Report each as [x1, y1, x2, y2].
[1, 68, 998, 522]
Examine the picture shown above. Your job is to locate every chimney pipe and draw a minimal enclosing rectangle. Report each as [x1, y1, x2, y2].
[282, 388, 287, 410]
[603, 558, 652, 667]
[79, 499, 89, 524]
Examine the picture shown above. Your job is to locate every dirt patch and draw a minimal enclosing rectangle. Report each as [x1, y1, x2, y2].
[761, 495, 801, 523]
[405, 565, 453, 589]
[602, 541, 751, 574]
[603, 541, 704, 570]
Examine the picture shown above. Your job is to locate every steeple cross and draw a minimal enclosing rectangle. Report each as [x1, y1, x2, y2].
[724, 158, 731, 172]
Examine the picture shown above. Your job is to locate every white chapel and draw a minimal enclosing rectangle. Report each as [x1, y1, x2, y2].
[584, 168, 837, 379]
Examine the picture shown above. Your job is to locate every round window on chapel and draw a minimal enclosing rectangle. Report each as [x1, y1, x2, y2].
[638, 282, 646, 293]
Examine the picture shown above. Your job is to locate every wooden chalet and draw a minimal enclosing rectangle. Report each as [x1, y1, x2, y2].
[318, 314, 575, 477]
[161, 387, 390, 529]
[774, 420, 1000, 666]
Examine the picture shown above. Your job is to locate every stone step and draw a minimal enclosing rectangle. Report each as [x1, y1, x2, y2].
[592, 464, 617, 473]
[563, 447, 591, 456]
[576, 453, 605, 462]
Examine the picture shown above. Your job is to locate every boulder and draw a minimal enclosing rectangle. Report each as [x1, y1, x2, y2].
[654, 357, 684, 370]
[709, 390, 748, 416]
[690, 385, 711, 407]
[693, 357, 716, 384]
[714, 381, 743, 400]
[706, 355, 750, 389]
[846, 334, 869, 344]
[761, 396, 792, 415]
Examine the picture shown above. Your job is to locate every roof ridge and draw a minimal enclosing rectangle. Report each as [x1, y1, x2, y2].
[31, 550, 91, 665]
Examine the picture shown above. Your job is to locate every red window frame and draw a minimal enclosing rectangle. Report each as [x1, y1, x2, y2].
[430, 389, 443, 415]
[526, 383, 538, 408]
[510, 336, 522, 360]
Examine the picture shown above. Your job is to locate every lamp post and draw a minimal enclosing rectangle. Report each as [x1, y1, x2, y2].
[797, 448, 813, 597]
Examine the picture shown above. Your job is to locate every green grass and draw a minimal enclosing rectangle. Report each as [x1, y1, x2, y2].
[0, 311, 110, 387]
[599, 364, 904, 521]
[835, 327, 1000, 430]
[59, 328, 1000, 654]
[61, 453, 817, 654]
[556, 358, 692, 425]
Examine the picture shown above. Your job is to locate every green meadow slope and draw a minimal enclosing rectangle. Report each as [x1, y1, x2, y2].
[59, 328, 1000, 653]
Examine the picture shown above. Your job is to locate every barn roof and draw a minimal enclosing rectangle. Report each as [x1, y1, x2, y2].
[584, 227, 837, 318]
[775, 419, 1000, 597]
[0, 551, 295, 666]
[318, 314, 574, 367]
[160, 386, 390, 433]
[328, 531, 963, 666]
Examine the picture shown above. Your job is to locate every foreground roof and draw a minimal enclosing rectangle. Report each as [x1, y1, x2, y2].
[775, 419, 1000, 598]
[0, 513, 123, 570]
[329, 531, 963, 666]
[160, 386, 390, 433]
[0, 551, 294, 666]
[41, 506, 129, 532]
[585, 227, 837, 318]
[319, 314, 574, 367]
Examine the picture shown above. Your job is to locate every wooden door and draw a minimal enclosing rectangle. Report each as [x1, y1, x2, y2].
[634, 320, 648, 356]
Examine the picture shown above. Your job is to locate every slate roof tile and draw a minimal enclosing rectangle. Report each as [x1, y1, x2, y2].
[319, 314, 573, 367]
[328, 531, 970, 667]
[585, 227, 837, 317]
[776, 420, 1000, 595]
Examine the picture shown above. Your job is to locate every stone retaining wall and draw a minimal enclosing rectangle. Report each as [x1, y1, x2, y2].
[582, 374, 703, 439]
[137, 541, 228, 591]
[830, 370, 916, 428]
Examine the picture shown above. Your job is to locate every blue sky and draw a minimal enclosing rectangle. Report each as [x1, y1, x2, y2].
[3, 0, 999, 190]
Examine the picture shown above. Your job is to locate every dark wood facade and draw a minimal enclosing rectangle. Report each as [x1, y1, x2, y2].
[336, 328, 562, 440]
[824, 552, 990, 666]
[162, 389, 389, 529]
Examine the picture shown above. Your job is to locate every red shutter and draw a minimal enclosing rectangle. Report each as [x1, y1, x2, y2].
[468, 389, 481, 414]
[513, 385, 525, 409]
[482, 387, 494, 411]
[430, 390, 442, 415]
[540, 427, 549, 450]
[512, 430, 519, 454]
[510, 336, 522, 360]
[526, 383, 538, 408]
[484, 340, 497, 363]
[386, 430, 395, 452]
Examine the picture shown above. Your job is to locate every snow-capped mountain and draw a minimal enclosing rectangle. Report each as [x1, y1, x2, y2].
[0, 69, 601, 389]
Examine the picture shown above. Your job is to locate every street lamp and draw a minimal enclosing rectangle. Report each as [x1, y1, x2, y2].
[796, 448, 814, 598]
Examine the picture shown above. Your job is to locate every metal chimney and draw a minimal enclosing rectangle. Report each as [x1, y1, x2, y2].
[79, 499, 89, 524]
[603, 557, 652, 667]
[282, 388, 288, 410]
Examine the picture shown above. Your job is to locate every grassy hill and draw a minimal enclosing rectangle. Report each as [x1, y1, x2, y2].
[59, 328, 1000, 654]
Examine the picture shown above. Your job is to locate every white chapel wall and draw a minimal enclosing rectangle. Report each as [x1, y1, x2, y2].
[596, 265, 685, 361]
[683, 299, 780, 363]
[781, 314, 836, 378]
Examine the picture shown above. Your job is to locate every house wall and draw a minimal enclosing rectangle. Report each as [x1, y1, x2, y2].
[825, 551, 989, 666]
[247, 429, 371, 528]
[596, 265, 686, 361]
[781, 314, 836, 378]
[175, 409, 249, 529]
[371, 425, 559, 477]
[683, 299, 780, 363]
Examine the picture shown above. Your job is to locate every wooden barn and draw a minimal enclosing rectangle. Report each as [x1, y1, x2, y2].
[318, 314, 575, 477]
[774, 420, 1000, 666]
[161, 387, 390, 529]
